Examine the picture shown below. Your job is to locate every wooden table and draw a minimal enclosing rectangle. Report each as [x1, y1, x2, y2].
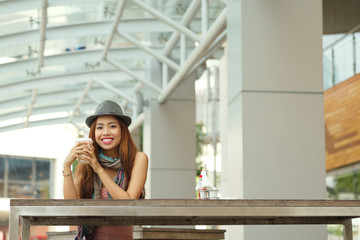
[9, 199, 360, 240]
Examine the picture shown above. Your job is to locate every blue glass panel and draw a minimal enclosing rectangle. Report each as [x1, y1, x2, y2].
[333, 35, 354, 84]
[323, 50, 333, 90]
[8, 158, 32, 181]
[36, 160, 50, 181]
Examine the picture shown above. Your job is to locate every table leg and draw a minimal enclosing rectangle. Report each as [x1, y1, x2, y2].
[9, 206, 20, 240]
[21, 217, 30, 240]
[343, 219, 353, 240]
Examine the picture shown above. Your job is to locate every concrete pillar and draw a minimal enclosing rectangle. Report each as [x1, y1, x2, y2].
[222, 0, 327, 239]
[143, 60, 196, 199]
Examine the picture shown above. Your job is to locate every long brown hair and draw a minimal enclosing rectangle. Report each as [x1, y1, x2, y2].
[75, 117, 145, 199]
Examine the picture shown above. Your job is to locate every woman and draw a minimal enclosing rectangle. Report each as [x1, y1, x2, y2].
[63, 100, 148, 240]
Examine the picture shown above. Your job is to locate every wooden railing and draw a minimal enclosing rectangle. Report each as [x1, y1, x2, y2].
[9, 199, 360, 240]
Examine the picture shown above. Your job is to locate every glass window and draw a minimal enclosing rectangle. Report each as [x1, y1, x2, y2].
[323, 50, 333, 90]
[326, 168, 360, 239]
[0, 9, 40, 35]
[333, 35, 354, 85]
[0, 157, 4, 179]
[44, 35, 107, 56]
[8, 183, 33, 199]
[34, 182, 50, 199]
[47, 1, 120, 27]
[8, 158, 32, 181]
[327, 169, 360, 200]
[0, 42, 39, 59]
[0, 155, 53, 198]
[354, 169, 360, 199]
[334, 173, 354, 199]
[36, 160, 50, 181]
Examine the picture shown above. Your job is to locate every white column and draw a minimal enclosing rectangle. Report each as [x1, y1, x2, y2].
[143, 60, 196, 199]
[223, 0, 327, 239]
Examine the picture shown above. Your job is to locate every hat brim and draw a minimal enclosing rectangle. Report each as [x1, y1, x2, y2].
[85, 113, 132, 128]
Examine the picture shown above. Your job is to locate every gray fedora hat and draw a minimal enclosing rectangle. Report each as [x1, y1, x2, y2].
[85, 100, 132, 127]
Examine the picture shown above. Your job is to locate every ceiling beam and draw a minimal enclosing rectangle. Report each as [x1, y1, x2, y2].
[24, 89, 38, 128]
[0, 103, 98, 122]
[0, 85, 132, 110]
[0, 0, 41, 15]
[121, 82, 146, 110]
[157, 8, 227, 103]
[0, 18, 204, 49]
[116, 31, 180, 71]
[188, 29, 226, 77]
[0, 70, 140, 95]
[0, 47, 192, 75]
[87, 94, 102, 105]
[68, 81, 93, 123]
[128, 0, 201, 42]
[0, 116, 85, 133]
[0, 21, 110, 49]
[101, 0, 127, 61]
[162, 0, 201, 57]
[105, 59, 162, 93]
[93, 78, 136, 104]
[38, 0, 48, 70]
[0, 0, 103, 15]
[129, 112, 144, 132]
[201, 0, 209, 38]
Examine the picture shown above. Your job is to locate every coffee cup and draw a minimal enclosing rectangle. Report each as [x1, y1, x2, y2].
[75, 138, 93, 164]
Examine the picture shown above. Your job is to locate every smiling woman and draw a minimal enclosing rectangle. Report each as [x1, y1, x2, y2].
[63, 100, 148, 240]
[95, 116, 122, 157]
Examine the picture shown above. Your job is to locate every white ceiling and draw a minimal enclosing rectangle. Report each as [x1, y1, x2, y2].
[0, 0, 227, 134]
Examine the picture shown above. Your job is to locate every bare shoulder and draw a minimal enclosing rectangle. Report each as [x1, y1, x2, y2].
[134, 152, 148, 169]
[135, 151, 148, 162]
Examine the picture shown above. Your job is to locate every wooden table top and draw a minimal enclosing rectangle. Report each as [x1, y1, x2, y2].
[10, 199, 360, 226]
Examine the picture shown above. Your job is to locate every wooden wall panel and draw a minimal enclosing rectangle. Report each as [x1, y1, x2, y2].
[325, 73, 360, 170]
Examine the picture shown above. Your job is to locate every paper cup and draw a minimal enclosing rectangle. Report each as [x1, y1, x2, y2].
[75, 138, 93, 164]
[75, 138, 93, 145]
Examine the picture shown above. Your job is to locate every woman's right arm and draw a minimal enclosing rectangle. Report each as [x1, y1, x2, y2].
[63, 144, 84, 199]
[63, 164, 80, 199]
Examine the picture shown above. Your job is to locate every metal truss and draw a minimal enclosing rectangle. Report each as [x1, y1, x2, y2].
[0, 0, 227, 133]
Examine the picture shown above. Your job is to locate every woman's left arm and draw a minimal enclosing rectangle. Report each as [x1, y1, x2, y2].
[96, 152, 148, 199]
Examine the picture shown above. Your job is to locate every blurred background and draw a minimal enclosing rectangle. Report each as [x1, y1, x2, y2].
[0, 0, 360, 239]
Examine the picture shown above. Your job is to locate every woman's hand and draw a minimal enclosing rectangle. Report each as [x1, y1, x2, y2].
[80, 143, 103, 174]
[63, 143, 88, 168]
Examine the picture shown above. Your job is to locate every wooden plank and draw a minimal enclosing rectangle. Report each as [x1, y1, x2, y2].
[11, 199, 360, 240]
[325, 73, 360, 170]
[25, 216, 352, 226]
